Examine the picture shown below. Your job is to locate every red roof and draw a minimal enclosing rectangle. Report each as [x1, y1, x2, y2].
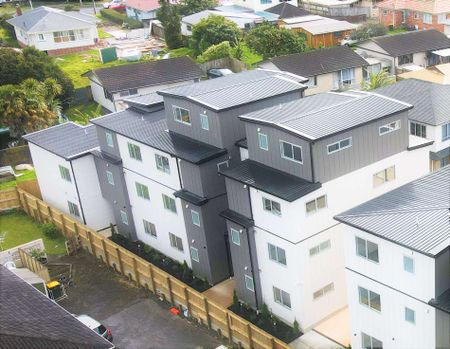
[378, 0, 450, 15]
[125, 0, 160, 12]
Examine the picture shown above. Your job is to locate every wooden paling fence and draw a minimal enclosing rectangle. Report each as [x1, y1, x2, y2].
[18, 248, 50, 282]
[0, 188, 21, 211]
[10, 187, 292, 349]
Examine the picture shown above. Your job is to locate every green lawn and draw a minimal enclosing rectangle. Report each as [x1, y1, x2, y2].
[0, 211, 66, 254]
[0, 170, 36, 190]
[98, 28, 113, 39]
[0, 26, 18, 47]
[64, 102, 103, 124]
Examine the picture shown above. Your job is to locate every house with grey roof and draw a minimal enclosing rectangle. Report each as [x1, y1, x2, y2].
[335, 166, 450, 349]
[375, 78, 450, 171]
[259, 45, 369, 95]
[7, 6, 99, 55]
[85, 56, 203, 112]
[23, 123, 115, 230]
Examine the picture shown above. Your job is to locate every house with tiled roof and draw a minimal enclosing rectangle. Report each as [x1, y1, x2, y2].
[377, 0, 450, 34]
[125, 0, 160, 23]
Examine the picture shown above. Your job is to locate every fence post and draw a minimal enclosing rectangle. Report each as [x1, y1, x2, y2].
[22, 192, 30, 215]
[116, 247, 124, 275]
[247, 324, 253, 349]
[226, 312, 233, 345]
[35, 200, 42, 223]
[60, 213, 68, 237]
[101, 239, 110, 267]
[183, 287, 191, 316]
[148, 264, 156, 294]
[270, 337, 275, 349]
[87, 230, 95, 256]
[203, 297, 211, 329]
[166, 276, 174, 304]
[133, 257, 140, 286]
[47, 205, 53, 224]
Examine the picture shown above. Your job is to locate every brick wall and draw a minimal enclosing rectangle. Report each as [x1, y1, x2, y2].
[47, 44, 96, 56]
[379, 9, 450, 32]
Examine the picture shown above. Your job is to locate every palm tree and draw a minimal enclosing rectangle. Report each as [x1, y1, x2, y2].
[361, 70, 395, 91]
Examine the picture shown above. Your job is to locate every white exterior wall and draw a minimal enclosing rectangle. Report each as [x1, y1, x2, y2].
[430, 124, 450, 153]
[90, 76, 116, 112]
[252, 147, 431, 328]
[229, 0, 297, 12]
[395, 52, 428, 68]
[304, 68, 364, 96]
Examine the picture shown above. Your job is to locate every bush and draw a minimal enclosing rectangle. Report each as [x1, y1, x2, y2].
[350, 22, 387, 41]
[42, 223, 60, 239]
[100, 9, 143, 29]
[64, 4, 76, 11]
[197, 41, 231, 63]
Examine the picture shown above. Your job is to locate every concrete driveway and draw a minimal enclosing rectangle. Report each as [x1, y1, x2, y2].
[57, 252, 221, 349]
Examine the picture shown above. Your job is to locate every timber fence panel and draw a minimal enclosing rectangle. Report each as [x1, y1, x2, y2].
[18, 248, 50, 282]
[0, 188, 20, 210]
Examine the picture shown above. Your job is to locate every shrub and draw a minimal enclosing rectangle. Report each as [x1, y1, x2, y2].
[350, 21, 387, 41]
[42, 223, 60, 239]
[197, 41, 231, 63]
[100, 9, 143, 29]
[64, 4, 76, 11]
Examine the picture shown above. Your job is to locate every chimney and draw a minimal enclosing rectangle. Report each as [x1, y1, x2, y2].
[15, 4, 22, 17]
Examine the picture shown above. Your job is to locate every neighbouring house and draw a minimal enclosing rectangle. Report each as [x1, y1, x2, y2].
[354, 29, 450, 75]
[7, 6, 99, 55]
[85, 56, 203, 112]
[375, 78, 450, 171]
[0, 264, 114, 349]
[266, 2, 311, 19]
[23, 122, 115, 231]
[224, 0, 299, 12]
[335, 166, 450, 349]
[298, 0, 374, 21]
[377, 0, 450, 34]
[125, 0, 160, 24]
[398, 62, 450, 84]
[259, 45, 368, 95]
[279, 15, 356, 48]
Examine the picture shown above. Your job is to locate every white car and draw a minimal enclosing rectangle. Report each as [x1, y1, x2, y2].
[75, 314, 114, 343]
[102, 0, 124, 9]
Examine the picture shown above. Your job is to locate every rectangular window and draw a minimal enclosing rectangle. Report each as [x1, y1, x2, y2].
[258, 132, 268, 151]
[200, 114, 209, 130]
[305, 195, 327, 215]
[135, 182, 150, 200]
[59, 165, 71, 182]
[442, 123, 450, 141]
[76, 29, 87, 40]
[273, 286, 291, 308]
[53, 30, 76, 43]
[106, 170, 114, 185]
[423, 13, 433, 24]
[358, 286, 381, 312]
[190, 246, 199, 262]
[119, 90, 130, 97]
[217, 160, 229, 172]
[155, 154, 170, 174]
[191, 210, 200, 227]
[268, 243, 287, 265]
[309, 239, 331, 256]
[373, 166, 395, 187]
[120, 210, 128, 225]
[340, 68, 356, 85]
[230, 227, 241, 246]
[128, 143, 142, 161]
[403, 256, 415, 273]
[262, 197, 281, 216]
[169, 232, 183, 251]
[67, 201, 80, 217]
[327, 137, 352, 154]
[105, 132, 114, 148]
[38, 33, 45, 41]
[410, 122, 426, 138]
[143, 219, 157, 237]
[398, 54, 413, 65]
[405, 307, 415, 324]
[173, 106, 191, 125]
[280, 140, 303, 163]
[162, 194, 177, 213]
[379, 120, 401, 135]
[362, 332, 383, 349]
[245, 275, 255, 292]
[313, 283, 334, 300]
[355, 237, 379, 263]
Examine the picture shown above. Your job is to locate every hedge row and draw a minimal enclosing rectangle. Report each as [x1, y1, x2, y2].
[100, 9, 143, 29]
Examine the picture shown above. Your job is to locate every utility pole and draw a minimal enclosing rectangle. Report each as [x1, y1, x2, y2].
[93, 0, 97, 15]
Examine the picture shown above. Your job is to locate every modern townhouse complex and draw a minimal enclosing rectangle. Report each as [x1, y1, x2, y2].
[218, 89, 432, 329]
[335, 166, 450, 349]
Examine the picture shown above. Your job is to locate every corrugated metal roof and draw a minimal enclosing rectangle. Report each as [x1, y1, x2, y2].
[219, 159, 321, 202]
[335, 166, 450, 257]
[240, 91, 411, 140]
[123, 92, 164, 107]
[23, 122, 98, 160]
[375, 78, 450, 126]
[158, 70, 307, 111]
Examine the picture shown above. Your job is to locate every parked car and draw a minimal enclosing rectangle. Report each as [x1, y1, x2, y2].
[75, 314, 113, 342]
[207, 68, 234, 79]
[102, 0, 125, 10]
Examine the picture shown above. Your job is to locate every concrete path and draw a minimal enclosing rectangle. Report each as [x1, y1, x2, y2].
[290, 330, 345, 349]
[203, 278, 235, 308]
[313, 307, 350, 347]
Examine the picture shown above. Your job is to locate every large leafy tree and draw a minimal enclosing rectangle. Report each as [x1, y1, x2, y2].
[178, 0, 218, 16]
[0, 78, 62, 139]
[245, 23, 307, 59]
[157, 0, 183, 49]
[0, 47, 74, 105]
[190, 15, 241, 55]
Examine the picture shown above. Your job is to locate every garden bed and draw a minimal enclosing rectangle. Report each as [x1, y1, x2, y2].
[110, 233, 211, 292]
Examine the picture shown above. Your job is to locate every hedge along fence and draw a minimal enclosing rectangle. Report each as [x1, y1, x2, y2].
[11, 187, 292, 349]
[100, 9, 143, 29]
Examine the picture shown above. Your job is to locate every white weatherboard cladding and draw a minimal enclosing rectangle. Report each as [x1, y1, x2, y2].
[71, 155, 115, 230]
[239, 147, 249, 161]
[430, 124, 450, 153]
[29, 143, 82, 222]
[346, 270, 436, 349]
[123, 168, 191, 266]
[90, 75, 115, 112]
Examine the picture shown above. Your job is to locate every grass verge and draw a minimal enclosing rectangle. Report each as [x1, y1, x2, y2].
[64, 102, 103, 124]
[0, 170, 36, 190]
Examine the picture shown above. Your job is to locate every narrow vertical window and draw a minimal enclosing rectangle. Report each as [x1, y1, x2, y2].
[258, 132, 268, 151]
[120, 210, 128, 225]
[245, 275, 254, 292]
[200, 114, 209, 130]
[105, 132, 114, 148]
[191, 210, 200, 227]
[230, 227, 241, 246]
[106, 170, 114, 185]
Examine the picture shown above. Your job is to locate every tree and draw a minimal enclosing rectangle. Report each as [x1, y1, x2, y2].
[0, 47, 74, 105]
[361, 70, 395, 91]
[157, 0, 183, 49]
[350, 21, 387, 41]
[190, 15, 241, 55]
[197, 41, 232, 62]
[178, 0, 218, 16]
[0, 78, 62, 139]
[245, 23, 307, 59]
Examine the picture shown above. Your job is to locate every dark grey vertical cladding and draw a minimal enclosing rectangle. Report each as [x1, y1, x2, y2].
[436, 309, 450, 349]
[225, 178, 252, 218]
[226, 221, 261, 308]
[181, 196, 230, 284]
[435, 248, 450, 298]
[179, 161, 203, 195]
[93, 156, 136, 239]
[312, 110, 410, 183]
[95, 126, 121, 158]
[245, 122, 313, 181]
[163, 96, 223, 148]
